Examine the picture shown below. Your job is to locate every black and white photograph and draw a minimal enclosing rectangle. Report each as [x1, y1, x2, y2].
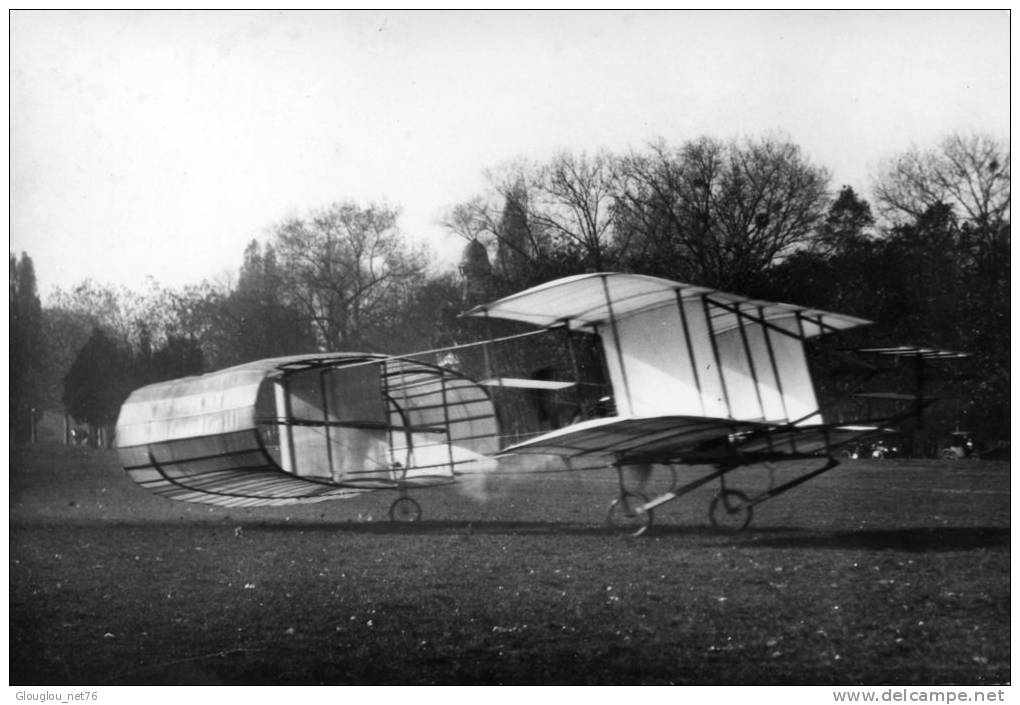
[9, 10, 1010, 692]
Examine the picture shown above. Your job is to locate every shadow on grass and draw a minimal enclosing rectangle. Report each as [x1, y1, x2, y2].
[725, 525, 1009, 552]
[239, 521, 1009, 551]
[42, 518, 1009, 551]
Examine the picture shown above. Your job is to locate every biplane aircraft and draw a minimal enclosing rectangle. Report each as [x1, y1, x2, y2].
[115, 272, 965, 534]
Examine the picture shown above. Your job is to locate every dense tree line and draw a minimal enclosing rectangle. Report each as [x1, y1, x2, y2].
[442, 135, 833, 292]
[10, 132, 1009, 453]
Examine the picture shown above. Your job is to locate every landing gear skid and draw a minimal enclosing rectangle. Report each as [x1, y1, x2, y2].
[388, 496, 422, 522]
[607, 462, 656, 536]
[605, 455, 839, 536]
[606, 491, 653, 537]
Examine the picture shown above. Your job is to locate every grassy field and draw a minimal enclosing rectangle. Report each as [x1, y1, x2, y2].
[9, 443, 1010, 685]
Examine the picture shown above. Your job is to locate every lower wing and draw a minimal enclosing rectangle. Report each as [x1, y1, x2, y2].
[500, 415, 883, 464]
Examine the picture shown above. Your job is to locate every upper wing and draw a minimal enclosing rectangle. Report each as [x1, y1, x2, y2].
[463, 272, 870, 337]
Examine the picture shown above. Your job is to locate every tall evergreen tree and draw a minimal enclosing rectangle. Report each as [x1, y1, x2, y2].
[62, 327, 136, 446]
[814, 186, 875, 256]
[10, 252, 43, 442]
[496, 181, 534, 282]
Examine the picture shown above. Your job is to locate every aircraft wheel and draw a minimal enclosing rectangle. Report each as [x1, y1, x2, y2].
[709, 489, 753, 532]
[389, 496, 422, 522]
[607, 492, 653, 537]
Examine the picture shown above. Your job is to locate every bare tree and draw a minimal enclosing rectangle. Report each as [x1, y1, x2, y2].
[616, 136, 831, 288]
[272, 201, 429, 350]
[614, 138, 725, 281]
[873, 132, 1010, 235]
[445, 136, 830, 290]
[445, 152, 624, 278]
[530, 149, 621, 271]
[441, 196, 497, 244]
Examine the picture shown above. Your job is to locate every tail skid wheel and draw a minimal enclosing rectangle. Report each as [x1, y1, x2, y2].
[389, 496, 422, 522]
[607, 492, 653, 537]
[709, 489, 752, 532]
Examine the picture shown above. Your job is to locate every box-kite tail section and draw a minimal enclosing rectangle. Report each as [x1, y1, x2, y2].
[115, 353, 499, 508]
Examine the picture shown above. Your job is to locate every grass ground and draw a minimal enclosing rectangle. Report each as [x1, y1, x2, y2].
[8, 443, 1010, 685]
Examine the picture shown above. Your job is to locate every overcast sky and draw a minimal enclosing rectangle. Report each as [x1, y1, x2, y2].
[10, 10, 1010, 299]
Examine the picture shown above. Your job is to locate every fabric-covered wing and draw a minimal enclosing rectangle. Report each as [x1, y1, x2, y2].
[464, 272, 870, 337]
[500, 415, 767, 461]
[499, 415, 884, 465]
[730, 424, 884, 456]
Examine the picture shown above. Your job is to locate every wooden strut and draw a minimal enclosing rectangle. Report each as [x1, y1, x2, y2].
[739, 455, 840, 510]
